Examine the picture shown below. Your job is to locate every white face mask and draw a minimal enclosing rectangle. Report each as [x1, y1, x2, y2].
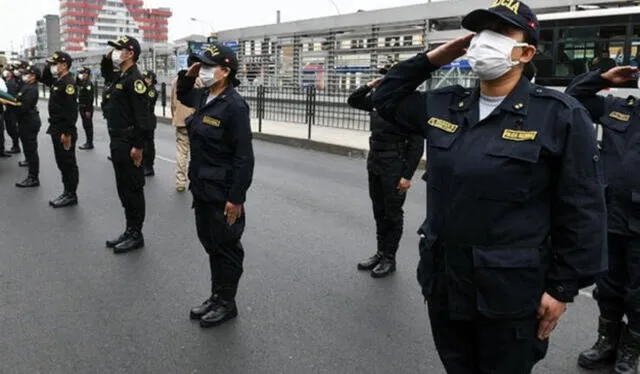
[111, 50, 123, 65]
[21, 75, 30, 83]
[13, 70, 21, 77]
[466, 30, 528, 81]
[50, 65, 59, 76]
[199, 66, 220, 87]
[2, 71, 9, 79]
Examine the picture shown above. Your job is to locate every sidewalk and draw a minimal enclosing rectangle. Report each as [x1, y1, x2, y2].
[38, 93, 428, 166]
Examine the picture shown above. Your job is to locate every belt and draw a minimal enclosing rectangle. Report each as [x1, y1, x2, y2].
[369, 138, 407, 152]
[108, 126, 134, 136]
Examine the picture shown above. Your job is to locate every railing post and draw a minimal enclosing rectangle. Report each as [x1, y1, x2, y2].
[161, 82, 167, 117]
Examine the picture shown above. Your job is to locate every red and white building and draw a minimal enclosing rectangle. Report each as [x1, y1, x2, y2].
[60, 0, 172, 52]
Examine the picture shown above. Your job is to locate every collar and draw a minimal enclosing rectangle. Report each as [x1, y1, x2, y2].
[448, 76, 532, 117]
[199, 85, 235, 107]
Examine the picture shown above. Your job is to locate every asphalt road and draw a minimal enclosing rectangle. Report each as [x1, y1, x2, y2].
[0, 104, 609, 373]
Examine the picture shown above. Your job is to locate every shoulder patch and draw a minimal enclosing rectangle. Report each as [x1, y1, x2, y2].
[65, 84, 75, 95]
[148, 90, 156, 98]
[530, 85, 579, 109]
[134, 80, 146, 94]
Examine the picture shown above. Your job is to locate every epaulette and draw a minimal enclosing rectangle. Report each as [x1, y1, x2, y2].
[530, 84, 580, 109]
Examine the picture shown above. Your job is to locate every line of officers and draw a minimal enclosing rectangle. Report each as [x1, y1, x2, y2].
[0, 51, 159, 209]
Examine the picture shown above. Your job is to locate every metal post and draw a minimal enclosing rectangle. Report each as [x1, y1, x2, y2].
[258, 85, 263, 133]
[161, 82, 167, 117]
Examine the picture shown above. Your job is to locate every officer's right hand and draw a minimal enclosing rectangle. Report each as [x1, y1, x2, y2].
[186, 63, 202, 78]
[426, 33, 475, 67]
[367, 78, 383, 88]
[601, 66, 638, 84]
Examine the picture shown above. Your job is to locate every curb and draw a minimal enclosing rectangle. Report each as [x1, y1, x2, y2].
[41, 97, 427, 170]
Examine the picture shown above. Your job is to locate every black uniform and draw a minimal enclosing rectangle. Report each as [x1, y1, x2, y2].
[41, 56, 79, 207]
[101, 36, 152, 253]
[567, 70, 640, 373]
[13, 73, 41, 187]
[77, 74, 94, 149]
[347, 83, 424, 277]
[178, 42, 254, 328]
[0, 96, 7, 157]
[371, 51, 607, 373]
[4, 77, 21, 153]
[143, 84, 157, 175]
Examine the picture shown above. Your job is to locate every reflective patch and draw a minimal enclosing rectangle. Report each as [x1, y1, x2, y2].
[609, 111, 630, 122]
[115, 83, 123, 90]
[65, 84, 75, 95]
[148, 90, 155, 98]
[427, 117, 458, 133]
[502, 129, 538, 141]
[202, 115, 221, 127]
[134, 80, 146, 94]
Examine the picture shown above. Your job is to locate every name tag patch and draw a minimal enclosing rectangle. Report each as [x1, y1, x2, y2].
[502, 129, 537, 141]
[609, 111, 630, 121]
[115, 83, 123, 90]
[202, 116, 221, 127]
[427, 117, 458, 133]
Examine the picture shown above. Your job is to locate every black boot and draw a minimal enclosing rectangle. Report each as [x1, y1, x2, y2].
[79, 143, 93, 150]
[18, 160, 28, 167]
[0, 150, 11, 158]
[190, 294, 219, 320]
[578, 316, 624, 369]
[106, 227, 134, 248]
[113, 230, 144, 253]
[15, 176, 39, 188]
[144, 167, 155, 177]
[7, 144, 20, 154]
[50, 192, 78, 208]
[200, 299, 238, 328]
[357, 252, 382, 271]
[371, 255, 396, 278]
[614, 327, 640, 374]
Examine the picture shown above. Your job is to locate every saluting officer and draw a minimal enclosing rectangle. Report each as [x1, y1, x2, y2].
[567, 66, 640, 374]
[371, 1, 607, 373]
[13, 65, 41, 188]
[177, 43, 254, 328]
[42, 51, 80, 208]
[348, 65, 424, 278]
[101, 35, 152, 253]
[142, 70, 158, 177]
[77, 67, 95, 150]
[4, 65, 22, 155]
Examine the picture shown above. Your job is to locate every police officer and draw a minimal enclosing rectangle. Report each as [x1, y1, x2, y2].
[142, 70, 157, 177]
[77, 67, 95, 150]
[101, 35, 152, 253]
[371, 1, 607, 373]
[42, 51, 80, 208]
[0, 68, 10, 158]
[3, 67, 22, 154]
[567, 66, 640, 373]
[13, 65, 41, 188]
[347, 65, 424, 278]
[176, 43, 254, 328]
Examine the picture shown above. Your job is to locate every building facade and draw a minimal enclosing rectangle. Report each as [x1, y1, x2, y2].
[35, 15, 61, 59]
[60, 0, 172, 52]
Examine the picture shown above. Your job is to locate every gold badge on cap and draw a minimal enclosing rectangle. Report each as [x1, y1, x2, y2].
[206, 45, 220, 57]
[134, 80, 146, 94]
[491, 0, 521, 15]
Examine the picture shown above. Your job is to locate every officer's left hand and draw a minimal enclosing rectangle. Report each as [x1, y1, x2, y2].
[130, 147, 143, 167]
[60, 134, 72, 151]
[537, 292, 567, 340]
[224, 202, 243, 225]
[397, 178, 411, 193]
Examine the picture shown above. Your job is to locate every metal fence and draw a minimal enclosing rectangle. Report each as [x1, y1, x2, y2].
[37, 71, 478, 137]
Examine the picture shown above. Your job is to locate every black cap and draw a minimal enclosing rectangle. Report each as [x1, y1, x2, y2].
[462, 0, 540, 46]
[20, 65, 41, 80]
[46, 51, 73, 66]
[108, 35, 141, 58]
[190, 42, 239, 71]
[78, 67, 91, 75]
